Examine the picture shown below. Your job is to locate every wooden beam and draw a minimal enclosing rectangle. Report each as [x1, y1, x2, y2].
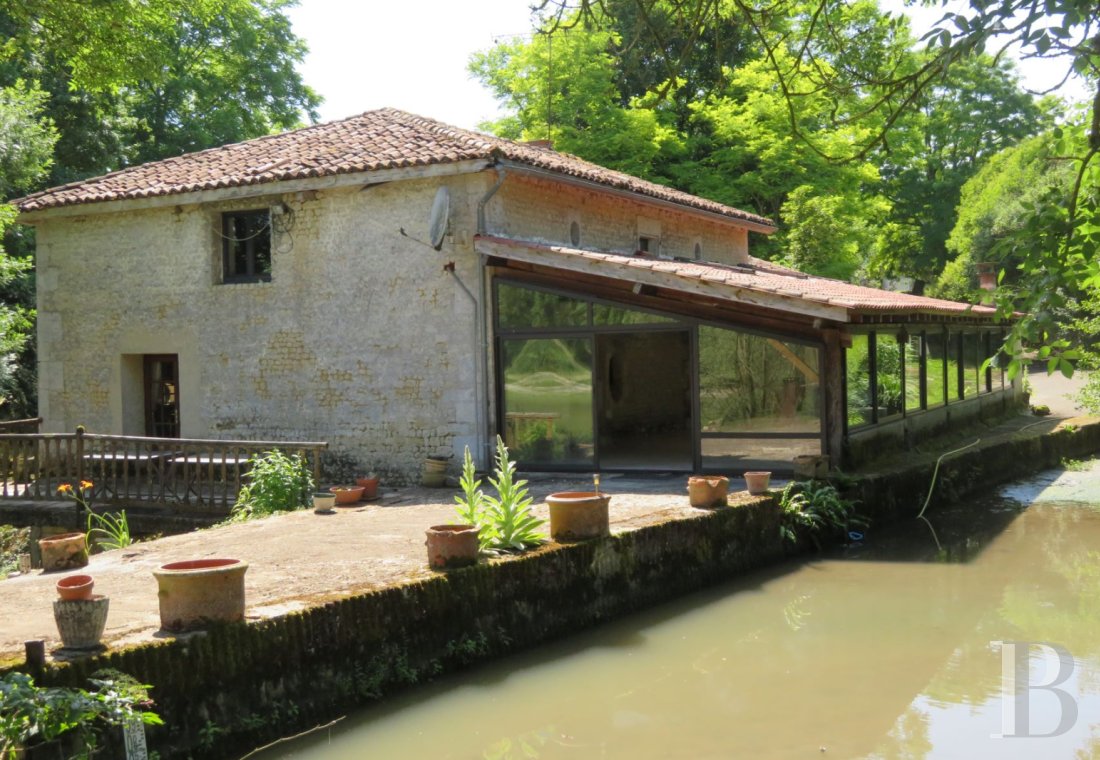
[766, 339, 819, 383]
[822, 329, 846, 470]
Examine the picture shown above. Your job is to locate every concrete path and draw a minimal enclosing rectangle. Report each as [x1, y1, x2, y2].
[1027, 362, 1092, 417]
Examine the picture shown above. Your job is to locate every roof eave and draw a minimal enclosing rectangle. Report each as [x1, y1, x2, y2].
[15, 158, 494, 223]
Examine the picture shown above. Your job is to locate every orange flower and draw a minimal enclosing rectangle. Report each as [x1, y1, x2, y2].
[57, 483, 73, 495]
[79, 480, 94, 491]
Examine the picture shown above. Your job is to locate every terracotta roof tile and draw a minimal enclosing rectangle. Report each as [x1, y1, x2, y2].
[12, 109, 773, 229]
[475, 236, 1000, 321]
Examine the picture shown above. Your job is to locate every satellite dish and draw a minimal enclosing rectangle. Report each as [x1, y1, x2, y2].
[428, 186, 450, 250]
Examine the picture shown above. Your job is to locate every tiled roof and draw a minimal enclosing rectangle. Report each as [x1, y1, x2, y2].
[475, 235, 1000, 321]
[13, 108, 774, 228]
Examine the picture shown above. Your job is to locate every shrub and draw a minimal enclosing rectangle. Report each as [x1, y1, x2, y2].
[231, 450, 314, 521]
[779, 479, 865, 547]
[453, 437, 545, 552]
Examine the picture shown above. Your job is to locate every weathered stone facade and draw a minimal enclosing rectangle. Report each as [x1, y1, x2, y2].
[31, 166, 759, 481]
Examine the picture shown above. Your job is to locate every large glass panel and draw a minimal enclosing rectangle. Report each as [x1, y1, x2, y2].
[592, 303, 677, 326]
[905, 333, 924, 412]
[947, 331, 963, 401]
[699, 327, 821, 435]
[501, 338, 593, 465]
[847, 334, 873, 427]
[926, 330, 947, 407]
[497, 282, 589, 330]
[876, 333, 904, 418]
[963, 332, 980, 397]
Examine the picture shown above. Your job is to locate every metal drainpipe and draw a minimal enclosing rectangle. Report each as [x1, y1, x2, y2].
[464, 166, 506, 469]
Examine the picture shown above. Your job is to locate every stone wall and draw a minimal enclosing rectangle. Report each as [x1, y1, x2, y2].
[34, 175, 488, 482]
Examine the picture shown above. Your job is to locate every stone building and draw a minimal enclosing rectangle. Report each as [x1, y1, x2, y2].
[13, 108, 1020, 480]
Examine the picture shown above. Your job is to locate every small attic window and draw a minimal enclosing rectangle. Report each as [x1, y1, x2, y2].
[570, 220, 581, 247]
[693, 242, 702, 258]
[638, 236, 654, 253]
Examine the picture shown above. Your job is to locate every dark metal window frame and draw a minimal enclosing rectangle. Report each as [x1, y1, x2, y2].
[221, 209, 272, 284]
[491, 276, 826, 472]
[845, 325, 1009, 433]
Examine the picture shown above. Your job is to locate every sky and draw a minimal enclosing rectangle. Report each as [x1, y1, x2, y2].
[285, 0, 1090, 131]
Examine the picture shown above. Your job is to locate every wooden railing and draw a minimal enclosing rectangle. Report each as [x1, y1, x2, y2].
[0, 417, 41, 434]
[0, 428, 328, 514]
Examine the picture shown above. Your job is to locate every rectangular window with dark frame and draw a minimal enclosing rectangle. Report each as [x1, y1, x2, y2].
[222, 209, 272, 283]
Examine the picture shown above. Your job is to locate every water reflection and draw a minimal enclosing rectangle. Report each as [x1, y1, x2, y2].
[267, 476, 1100, 760]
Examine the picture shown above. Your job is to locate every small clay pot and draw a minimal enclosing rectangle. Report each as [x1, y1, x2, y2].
[687, 476, 729, 508]
[744, 471, 772, 495]
[546, 492, 611, 542]
[355, 476, 379, 500]
[56, 574, 94, 601]
[329, 485, 365, 505]
[425, 524, 480, 569]
[153, 558, 248, 632]
[38, 532, 89, 572]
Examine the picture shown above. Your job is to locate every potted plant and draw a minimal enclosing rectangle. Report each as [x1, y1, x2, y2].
[687, 475, 729, 508]
[152, 558, 248, 632]
[743, 471, 772, 495]
[546, 473, 610, 542]
[355, 474, 380, 500]
[329, 484, 365, 505]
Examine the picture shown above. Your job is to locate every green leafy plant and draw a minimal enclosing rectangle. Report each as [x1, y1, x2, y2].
[1061, 457, 1090, 472]
[453, 437, 545, 552]
[454, 446, 490, 549]
[0, 670, 162, 759]
[231, 450, 314, 521]
[778, 479, 864, 547]
[0, 525, 30, 576]
[85, 510, 132, 551]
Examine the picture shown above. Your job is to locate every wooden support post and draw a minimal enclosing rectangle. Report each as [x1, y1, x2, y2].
[822, 329, 846, 470]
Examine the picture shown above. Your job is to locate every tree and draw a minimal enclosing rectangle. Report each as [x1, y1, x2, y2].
[875, 56, 1053, 289]
[532, 0, 1099, 374]
[0, 82, 56, 417]
[0, 0, 319, 416]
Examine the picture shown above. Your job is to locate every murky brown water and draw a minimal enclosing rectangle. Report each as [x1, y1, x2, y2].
[268, 465, 1100, 759]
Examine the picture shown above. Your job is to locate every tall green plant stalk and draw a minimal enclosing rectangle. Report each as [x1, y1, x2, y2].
[452, 437, 545, 552]
[454, 446, 490, 550]
[483, 437, 545, 551]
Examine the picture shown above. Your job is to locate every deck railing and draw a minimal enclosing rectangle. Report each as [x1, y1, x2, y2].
[0, 417, 42, 434]
[0, 428, 328, 514]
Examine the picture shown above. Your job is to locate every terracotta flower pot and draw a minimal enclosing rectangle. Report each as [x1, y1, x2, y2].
[38, 532, 89, 572]
[153, 558, 248, 632]
[329, 485, 365, 505]
[687, 476, 729, 508]
[743, 471, 772, 496]
[56, 574, 94, 601]
[53, 595, 109, 650]
[546, 491, 611, 542]
[355, 476, 379, 500]
[425, 524, 480, 569]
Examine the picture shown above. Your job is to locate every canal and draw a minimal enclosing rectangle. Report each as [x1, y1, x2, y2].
[265, 461, 1100, 759]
